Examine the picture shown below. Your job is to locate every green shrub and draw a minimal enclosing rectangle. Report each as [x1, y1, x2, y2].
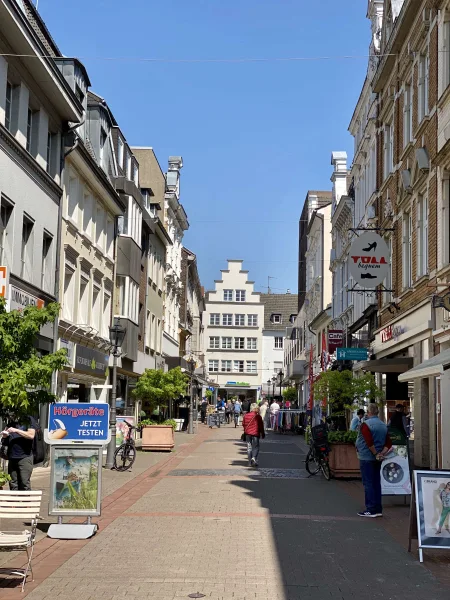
[328, 430, 358, 444]
[0, 471, 11, 487]
[162, 419, 177, 431]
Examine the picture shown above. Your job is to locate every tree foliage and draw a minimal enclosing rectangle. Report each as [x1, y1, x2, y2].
[313, 370, 382, 416]
[0, 299, 67, 419]
[133, 367, 189, 414]
[282, 387, 297, 402]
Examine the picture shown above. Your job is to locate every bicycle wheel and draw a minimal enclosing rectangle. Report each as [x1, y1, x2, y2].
[114, 443, 136, 471]
[305, 448, 320, 475]
[320, 457, 331, 480]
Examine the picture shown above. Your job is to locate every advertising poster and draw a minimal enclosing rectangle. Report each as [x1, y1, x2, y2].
[415, 470, 450, 550]
[49, 446, 101, 516]
[381, 445, 411, 495]
[45, 403, 110, 444]
[116, 416, 135, 446]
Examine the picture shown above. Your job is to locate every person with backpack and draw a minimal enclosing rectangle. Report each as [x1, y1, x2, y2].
[241, 398, 250, 415]
[233, 399, 242, 427]
[242, 403, 265, 467]
[1, 415, 39, 490]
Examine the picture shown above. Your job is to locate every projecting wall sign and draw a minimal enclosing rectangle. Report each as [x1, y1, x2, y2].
[348, 232, 390, 289]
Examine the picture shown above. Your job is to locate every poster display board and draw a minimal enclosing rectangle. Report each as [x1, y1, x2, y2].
[49, 445, 102, 517]
[116, 416, 135, 446]
[381, 446, 411, 495]
[45, 403, 110, 445]
[413, 470, 450, 562]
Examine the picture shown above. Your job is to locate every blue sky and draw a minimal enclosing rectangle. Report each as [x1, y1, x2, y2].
[39, 0, 369, 294]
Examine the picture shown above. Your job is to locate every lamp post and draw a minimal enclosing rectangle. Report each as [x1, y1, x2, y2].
[272, 376, 276, 399]
[267, 379, 271, 399]
[105, 318, 126, 469]
[279, 370, 284, 400]
[188, 357, 196, 434]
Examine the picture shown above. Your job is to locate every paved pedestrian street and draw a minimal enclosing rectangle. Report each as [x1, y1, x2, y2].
[1, 427, 449, 600]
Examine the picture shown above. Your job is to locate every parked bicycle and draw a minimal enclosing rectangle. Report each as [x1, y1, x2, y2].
[305, 424, 331, 480]
[114, 421, 140, 472]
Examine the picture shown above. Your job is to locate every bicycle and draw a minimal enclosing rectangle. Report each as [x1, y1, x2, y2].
[305, 425, 331, 480]
[113, 421, 140, 472]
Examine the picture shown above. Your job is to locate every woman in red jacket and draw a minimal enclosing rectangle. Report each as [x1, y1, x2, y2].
[242, 403, 265, 467]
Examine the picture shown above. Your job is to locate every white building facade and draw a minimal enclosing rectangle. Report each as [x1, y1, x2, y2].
[204, 260, 264, 402]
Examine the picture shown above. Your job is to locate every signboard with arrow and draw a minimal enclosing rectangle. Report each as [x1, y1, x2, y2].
[348, 232, 390, 289]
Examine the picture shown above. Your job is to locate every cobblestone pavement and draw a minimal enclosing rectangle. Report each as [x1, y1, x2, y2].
[1, 424, 450, 599]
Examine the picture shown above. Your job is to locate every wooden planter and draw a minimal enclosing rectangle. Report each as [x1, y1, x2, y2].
[329, 442, 361, 479]
[141, 425, 174, 451]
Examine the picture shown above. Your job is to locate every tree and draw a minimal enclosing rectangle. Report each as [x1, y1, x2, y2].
[282, 387, 297, 402]
[133, 367, 189, 415]
[0, 299, 67, 419]
[313, 370, 382, 417]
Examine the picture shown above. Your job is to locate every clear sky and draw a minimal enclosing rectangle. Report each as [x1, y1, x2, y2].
[38, 0, 370, 294]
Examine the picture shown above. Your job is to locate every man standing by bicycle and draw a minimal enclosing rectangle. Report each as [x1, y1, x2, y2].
[356, 403, 392, 518]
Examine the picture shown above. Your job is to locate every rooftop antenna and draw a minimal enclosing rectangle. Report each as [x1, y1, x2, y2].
[268, 276, 276, 294]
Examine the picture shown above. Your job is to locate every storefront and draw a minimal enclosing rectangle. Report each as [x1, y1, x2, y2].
[219, 382, 259, 402]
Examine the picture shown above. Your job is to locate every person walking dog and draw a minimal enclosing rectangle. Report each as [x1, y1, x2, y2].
[242, 403, 265, 467]
[356, 403, 392, 518]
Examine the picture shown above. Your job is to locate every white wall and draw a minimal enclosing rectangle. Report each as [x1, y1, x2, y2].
[262, 331, 284, 393]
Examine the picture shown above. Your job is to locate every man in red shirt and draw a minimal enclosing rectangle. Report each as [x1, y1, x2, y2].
[242, 403, 265, 467]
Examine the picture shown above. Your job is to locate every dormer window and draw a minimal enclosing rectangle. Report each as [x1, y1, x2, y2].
[271, 314, 282, 324]
[289, 314, 296, 324]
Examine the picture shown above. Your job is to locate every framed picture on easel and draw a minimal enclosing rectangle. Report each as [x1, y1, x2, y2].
[413, 470, 450, 562]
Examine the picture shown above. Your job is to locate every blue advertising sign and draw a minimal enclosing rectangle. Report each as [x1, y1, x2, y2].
[45, 403, 110, 445]
[337, 347, 369, 361]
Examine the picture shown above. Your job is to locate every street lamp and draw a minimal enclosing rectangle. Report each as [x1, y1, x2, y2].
[188, 357, 196, 434]
[272, 376, 276, 399]
[105, 318, 126, 469]
[278, 370, 284, 399]
[267, 379, 271, 399]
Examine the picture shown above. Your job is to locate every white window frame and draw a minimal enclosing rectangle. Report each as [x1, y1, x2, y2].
[403, 212, 413, 289]
[418, 53, 429, 123]
[234, 360, 244, 373]
[208, 360, 219, 373]
[117, 137, 124, 169]
[417, 195, 428, 277]
[234, 337, 245, 350]
[221, 360, 232, 372]
[223, 289, 233, 302]
[235, 314, 245, 326]
[272, 314, 281, 324]
[384, 122, 394, 179]
[222, 313, 232, 326]
[247, 338, 257, 350]
[209, 336, 220, 349]
[248, 314, 258, 326]
[235, 290, 246, 302]
[222, 336, 232, 349]
[246, 361, 257, 374]
[210, 313, 220, 325]
[274, 337, 283, 349]
[403, 84, 412, 148]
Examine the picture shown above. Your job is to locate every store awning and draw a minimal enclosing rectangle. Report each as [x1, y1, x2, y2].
[358, 358, 413, 374]
[398, 349, 450, 382]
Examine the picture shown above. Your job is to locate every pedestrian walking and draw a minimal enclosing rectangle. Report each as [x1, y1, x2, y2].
[225, 399, 233, 424]
[350, 409, 365, 431]
[2, 415, 37, 491]
[269, 399, 280, 430]
[259, 400, 269, 428]
[233, 399, 242, 427]
[242, 403, 265, 467]
[241, 398, 250, 415]
[200, 397, 208, 424]
[356, 403, 392, 518]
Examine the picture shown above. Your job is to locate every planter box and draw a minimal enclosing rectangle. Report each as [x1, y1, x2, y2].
[141, 425, 174, 451]
[329, 442, 361, 479]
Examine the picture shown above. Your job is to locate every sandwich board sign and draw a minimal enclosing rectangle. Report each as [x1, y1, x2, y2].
[348, 232, 390, 289]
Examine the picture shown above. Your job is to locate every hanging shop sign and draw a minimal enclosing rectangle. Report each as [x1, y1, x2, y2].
[337, 347, 369, 361]
[45, 402, 110, 445]
[412, 470, 450, 562]
[7, 284, 45, 311]
[381, 324, 406, 343]
[226, 381, 250, 387]
[75, 345, 110, 376]
[348, 232, 390, 288]
[328, 330, 343, 353]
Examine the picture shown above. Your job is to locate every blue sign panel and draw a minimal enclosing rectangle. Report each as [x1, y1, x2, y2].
[47, 403, 110, 444]
[337, 347, 369, 361]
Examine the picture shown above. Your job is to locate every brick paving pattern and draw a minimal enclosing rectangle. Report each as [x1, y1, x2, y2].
[1, 425, 449, 599]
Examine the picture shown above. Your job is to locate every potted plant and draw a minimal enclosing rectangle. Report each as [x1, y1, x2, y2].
[0, 470, 11, 490]
[133, 368, 189, 451]
[313, 371, 383, 479]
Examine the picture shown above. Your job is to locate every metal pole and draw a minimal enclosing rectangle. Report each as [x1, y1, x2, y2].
[105, 351, 117, 468]
[188, 372, 194, 434]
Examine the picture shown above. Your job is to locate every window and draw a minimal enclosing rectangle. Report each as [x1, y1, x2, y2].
[247, 338, 257, 350]
[222, 336, 232, 349]
[41, 232, 53, 292]
[92, 286, 101, 330]
[248, 314, 258, 326]
[106, 217, 114, 258]
[46, 132, 52, 174]
[274, 361, 283, 375]
[221, 360, 232, 372]
[222, 313, 232, 326]
[235, 314, 245, 326]
[210, 313, 220, 325]
[418, 54, 429, 123]
[95, 203, 105, 250]
[208, 360, 219, 373]
[209, 336, 220, 349]
[271, 314, 281, 324]
[5, 82, 12, 131]
[83, 194, 93, 237]
[118, 276, 126, 316]
[246, 361, 257, 374]
[235, 290, 246, 302]
[403, 84, 412, 147]
[274, 337, 283, 349]
[99, 128, 107, 167]
[67, 176, 79, 223]
[234, 360, 244, 373]
[133, 163, 139, 186]
[117, 137, 124, 169]
[234, 337, 245, 349]
[126, 150, 132, 180]
[21, 215, 34, 280]
[0, 196, 13, 265]
[417, 195, 428, 277]
[444, 20, 450, 92]
[63, 268, 74, 321]
[403, 212, 413, 289]
[116, 276, 138, 323]
[384, 123, 393, 178]
[79, 276, 89, 324]
[102, 292, 111, 338]
[223, 289, 233, 301]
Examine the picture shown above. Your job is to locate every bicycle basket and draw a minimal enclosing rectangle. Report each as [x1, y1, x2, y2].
[311, 424, 328, 444]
